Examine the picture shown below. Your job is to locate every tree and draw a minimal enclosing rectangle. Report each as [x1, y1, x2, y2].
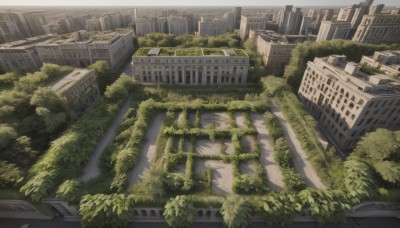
[89, 61, 114, 93]
[220, 195, 252, 228]
[352, 129, 400, 162]
[261, 76, 291, 97]
[0, 124, 17, 149]
[163, 195, 195, 228]
[244, 39, 256, 52]
[79, 194, 132, 228]
[56, 179, 82, 203]
[259, 193, 301, 225]
[0, 160, 23, 188]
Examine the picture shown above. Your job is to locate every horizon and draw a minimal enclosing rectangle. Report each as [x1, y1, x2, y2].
[0, 0, 398, 7]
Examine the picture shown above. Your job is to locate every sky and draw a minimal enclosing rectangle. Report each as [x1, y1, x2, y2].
[0, 0, 398, 6]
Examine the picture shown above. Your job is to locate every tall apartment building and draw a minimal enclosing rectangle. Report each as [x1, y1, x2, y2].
[277, 5, 303, 35]
[100, 15, 113, 31]
[337, 5, 357, 22]
[197, 17, 227, 36]
[86, 18, 102, 31]
[223, 11, 236, 33]
[156, 18, 168, 34]
[352, 12, 400, 44]
[134, 18, 156, 36]
[337, 0, 375, 29]
[132, 47, 249, 85]
[369, 4, 384, 15]
[168, 16, 188, 35]
[299, 16, 313, 35]
[360, 50, 400, 78]
[316, 21, 351, 42]
[234, 7, 242, 29]
[298, 55, 400, 150]
[251, 30, 306, 75]
[16, 11, 47, 37]
[48, 69, 100, 110]
[0, 34, 55, 73]
[307, 8, 334, 30]
[0, 12, 26, 43]
[37, 30, 134, 70]
[239, 15, 270, 40]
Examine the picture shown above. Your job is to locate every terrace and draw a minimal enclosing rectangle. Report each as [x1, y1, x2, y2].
[133, 47, 248, 57]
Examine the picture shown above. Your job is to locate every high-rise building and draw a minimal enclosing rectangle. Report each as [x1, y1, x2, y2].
[197, 17, 227, 36]
[134, 18, 156, 36]
[234, 7, 242, 29]
[298, 54, 400, 150]
[299, 16, 313, 35]
[239, 15, 270, 40]
[369, 4, 384, 15]
[316, 21, 351, 41]
[352, 11, 400, 44]
[223, 11, 236, 33]
[337, 5, 357, 22]
[168, 16, 188, 35]
[337, 0, 375, 29]
[86, 18, 102, 31]
[132, 47, 249, 85]
[156, 18, 168, 34]
[100, 15, 113, 31]
[277, 5, 303, 35]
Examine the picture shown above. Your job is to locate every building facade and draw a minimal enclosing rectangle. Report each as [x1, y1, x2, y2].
[298, 55, 400, 150]
[239, 15, 270, 40]
[197, 17, 227, 36]
[360, 50, 400, 78]
[0, 34, 55, 72]
[277, 5, 303, 35]
[352, 12, 400, 44]
[48, 69, 100, 110]
[316, 21, 351, 42]
[168, 16, 188, 35]
[132, 48, 249, 85]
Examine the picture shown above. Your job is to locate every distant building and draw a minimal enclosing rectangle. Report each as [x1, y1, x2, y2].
[337, 5, 357, 22]
[156, 17, 168, 33]
[37, 29, 134, 70]
[48, 69, 100, 110]
[86, 18, 102, 31]
[352, 12, 400, 44]
[234, 7, 242, 29]
[307, 8, 334, 31]
[369, 4, 384, 15]
[168, 16, 188, 35]
[316, 21, 351, 42]
[251, 30, 306, 75]
[0, 34, 55, 72]
[299, 16, 313, 35]
[223, 11, 236, 33]
[100, 15, 113, 31]
[298, 55, 400, 150]
[15, 11, 47, 37]
[360, 50, 400, 78]
[132, 47, 249, 85]
[277, 5, 303, 35]
[134, 18, 156, 36]
[197, 17, 227, 36]
[239, 15, 271, 40]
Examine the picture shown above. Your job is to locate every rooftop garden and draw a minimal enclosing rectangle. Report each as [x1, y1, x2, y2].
[133, 47, 248, 57]
[202, 48, 225, 56]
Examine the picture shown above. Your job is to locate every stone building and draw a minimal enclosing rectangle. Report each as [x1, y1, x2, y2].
[168, 16, 188, 35]
[47, 69, 100, 110]
[277, 5, 303, 35]
[132, 47, 249, 85]
[197, 17, 227, 36]
[316, 21, 351, 42]
[251, 30, 307, 75]
[0, 34, 55, 72]
[239, 15, 273, 40]
[352, 12, 400, 44]
[298, 55, 400, 150]
[360, 50, 400, 78]
[134, 18, 156, 36]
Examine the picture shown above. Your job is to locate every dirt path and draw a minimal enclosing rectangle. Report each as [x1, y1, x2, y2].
[270, 99, 326, 189]
[81, 95, 133, 181]
[251, 113, 285, 191]
[128, 113, 166, 185]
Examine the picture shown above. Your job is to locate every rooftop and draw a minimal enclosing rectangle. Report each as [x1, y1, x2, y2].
[133, 47, 248, 57]
[47, 69, 94, 95]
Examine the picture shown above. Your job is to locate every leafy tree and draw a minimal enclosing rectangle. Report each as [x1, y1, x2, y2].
[0, 72, 18, 88]
[0, 160, 23, 188]
[56, 179, 82, 203]
[20, 170, 57, 202]
[372, 161, 400, 184]
[88, 61, 114, 93]
[163, 195, 195, 228]
[132, 163, 167, 196]
[220, 195, 252, 228]
[261, 76, 291, 97]
[0, 124, 17, 149]
[259, 193, 301, 225]
[41, 63, 72, 79]
[352, 129, 400, 162]
[79, 194, 132, 228]
[298, 189, 351, 224]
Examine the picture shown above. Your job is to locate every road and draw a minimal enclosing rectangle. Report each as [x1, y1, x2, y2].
[81, 95, 133, 181]
[270, 99, 326, 189]
[1, 217, 399, 228]
[122, 60, 133, 76]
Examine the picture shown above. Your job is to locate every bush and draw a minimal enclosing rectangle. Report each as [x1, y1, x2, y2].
[220, 195, 252, 228]
[163, 195, 195, 228]
[282, 168, 306, 192]
[56, 179, 81, 203]
[263, 112, 283, 142]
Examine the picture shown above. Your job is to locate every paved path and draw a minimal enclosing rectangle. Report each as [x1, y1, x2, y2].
[270, 99, 326, 189]
[251, 113, 285, 191]
[128, 113, 166, 185]
[195, 160, 233, 195]
[81, 95, 133, 181]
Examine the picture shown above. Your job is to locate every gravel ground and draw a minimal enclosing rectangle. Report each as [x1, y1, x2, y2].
[195, 160, 233, 195]
[128, 113, 166, 185]
[200, 112, 230, 129]
[240, 135, 256, 152]
[240, 162, 257, 175]
[270, 99, 326, 189]
[251, 113, 285, 191]
[195, 139, 221, 155]
[234, 112, 246, 129]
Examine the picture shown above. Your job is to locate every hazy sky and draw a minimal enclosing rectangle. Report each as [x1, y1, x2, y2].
[0, 0, 398, 6]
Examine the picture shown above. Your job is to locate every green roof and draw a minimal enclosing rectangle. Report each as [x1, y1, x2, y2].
[133, 47, 248, 57]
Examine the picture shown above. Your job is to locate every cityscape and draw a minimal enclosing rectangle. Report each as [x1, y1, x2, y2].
[0, 0, 400, 227]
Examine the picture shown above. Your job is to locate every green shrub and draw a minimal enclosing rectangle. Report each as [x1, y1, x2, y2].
[56, 179, 81, 203]
[163, 195, 195, 228]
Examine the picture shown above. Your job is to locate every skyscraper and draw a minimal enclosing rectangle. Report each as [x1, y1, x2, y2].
[277, 5, 303, 35]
